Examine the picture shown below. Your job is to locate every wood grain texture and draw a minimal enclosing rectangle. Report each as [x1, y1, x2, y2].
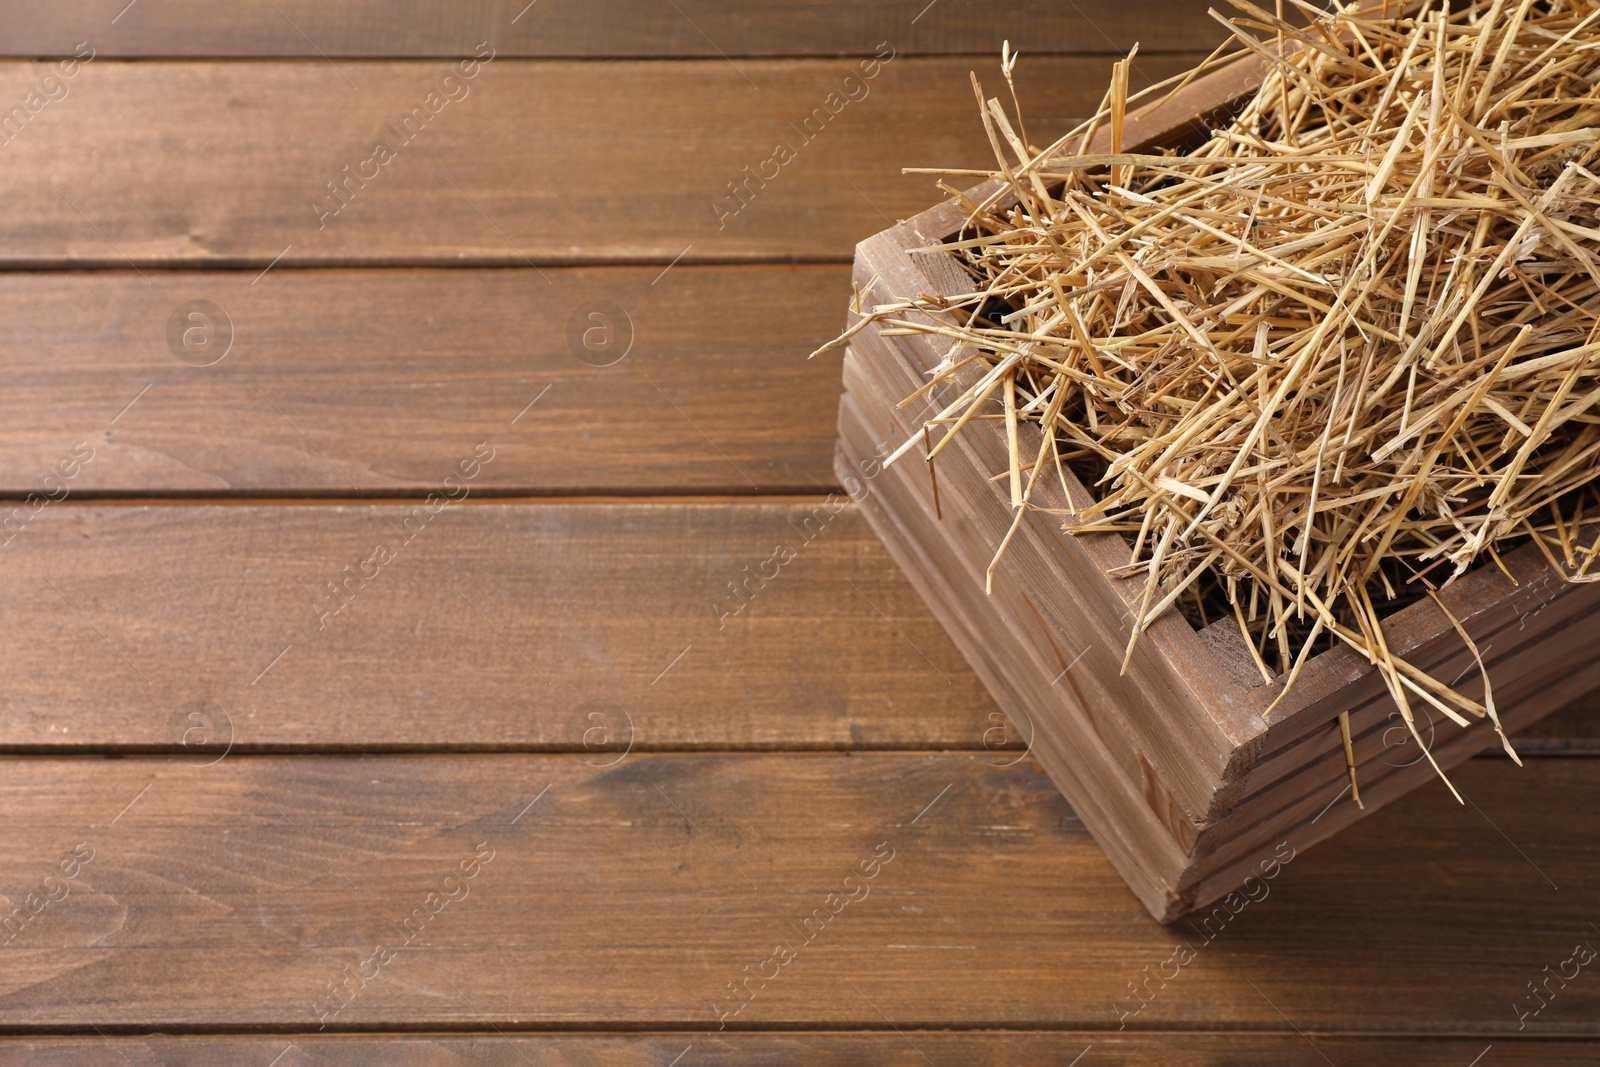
[0, 754, 1593, 1030]
[0, 1034, 1577, 1065]
[0, 267, 843, 495]
[1514, 697, 1600, 750]
[0, 1, 1221, 58]
[0, 502, 993, 750]
[0, 55, 1199, 267]
[0, 490, 1582, 753]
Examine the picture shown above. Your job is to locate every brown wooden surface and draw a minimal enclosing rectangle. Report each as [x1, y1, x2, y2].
[0, 504, 991, 750]
[0, 56, 1198, 268]
[0, 755, 1596, 1031]
[1, 496, 1581, 754]
[0, 1035, 1574, 1066]
[1513, 698, 1600, 749]
[0, 268, 843, 495]
[1, 0, 1596, 1058]
[0, 1, 1223, 58]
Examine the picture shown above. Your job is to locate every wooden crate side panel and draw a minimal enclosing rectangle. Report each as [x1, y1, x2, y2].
[836, 413, 1189, 916]
[1184, 643, 1600, 902]
[840, 385, 1207, 861]
[1237, 576, 1600, 799]
[1179, 656, 1600, 912]
[851, 229, 1265, 782]
[857, 224, 1268, 756]
[842, 333, 1251, 824]
[1256, 528, 1600, 741]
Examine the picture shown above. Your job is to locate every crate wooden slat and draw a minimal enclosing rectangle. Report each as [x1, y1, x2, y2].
[833, 39, 1600, 920]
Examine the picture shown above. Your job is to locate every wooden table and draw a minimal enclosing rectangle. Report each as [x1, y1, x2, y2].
[0, 3, 1594, 1063]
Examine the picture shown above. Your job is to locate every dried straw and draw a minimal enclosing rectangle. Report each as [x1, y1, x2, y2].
[818, 0, 1600, 799]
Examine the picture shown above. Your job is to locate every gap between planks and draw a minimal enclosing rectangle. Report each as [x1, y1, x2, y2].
[0, 494, 846, 505]
[0, 254, 863, 271]
[0, 745, 1576, 758]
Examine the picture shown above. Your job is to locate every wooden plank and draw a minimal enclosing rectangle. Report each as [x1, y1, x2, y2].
[0, 487, 1584, 754]
[0, 502, 994, 750]
[0, 1034, 1581, 1065]
[0, 55, 1200, 267]
[0, 754, 1595, 1029]
[0, 1, 1222, 58]
[1515, 696, 1600, 751]
[0, 267, 843, 495]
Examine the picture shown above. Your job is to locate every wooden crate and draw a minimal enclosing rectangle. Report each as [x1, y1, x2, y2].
[833, 46, 1600, 921]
